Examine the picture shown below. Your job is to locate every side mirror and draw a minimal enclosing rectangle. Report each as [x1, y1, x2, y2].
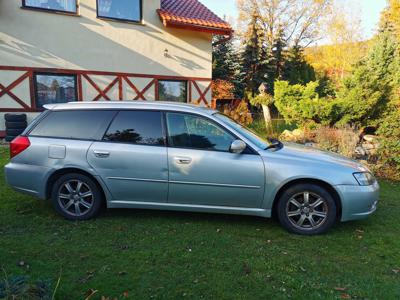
[230, 140, 247, 154]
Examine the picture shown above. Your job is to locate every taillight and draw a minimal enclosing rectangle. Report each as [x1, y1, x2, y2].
[10, 136, 31, 158]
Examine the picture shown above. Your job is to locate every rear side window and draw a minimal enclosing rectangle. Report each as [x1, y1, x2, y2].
[103, 111, 164, 146]
[30, 110, 116, 140]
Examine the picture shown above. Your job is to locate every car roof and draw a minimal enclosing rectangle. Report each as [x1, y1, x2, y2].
[43, 101, 217, 115]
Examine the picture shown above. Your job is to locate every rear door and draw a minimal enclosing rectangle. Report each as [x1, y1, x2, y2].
[87, 110, 168, 203]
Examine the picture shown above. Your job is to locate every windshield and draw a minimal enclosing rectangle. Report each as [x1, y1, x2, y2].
[214, 113, 269, 150]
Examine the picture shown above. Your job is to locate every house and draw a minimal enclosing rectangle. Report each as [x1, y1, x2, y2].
[0, 0, 232, 137]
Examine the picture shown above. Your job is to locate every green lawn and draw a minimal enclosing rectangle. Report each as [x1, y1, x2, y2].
[0, 146, 399, 299]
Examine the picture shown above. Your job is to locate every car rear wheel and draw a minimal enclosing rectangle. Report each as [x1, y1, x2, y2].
[277, 184, 337, 235]
[51, 173, 103, 220]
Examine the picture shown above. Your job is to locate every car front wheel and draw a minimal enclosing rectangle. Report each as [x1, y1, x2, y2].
[277, 184, 337, 235]
[51, 173, 103, 220]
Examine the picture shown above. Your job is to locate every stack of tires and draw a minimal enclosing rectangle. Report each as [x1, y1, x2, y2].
[4, 113, 27, 142]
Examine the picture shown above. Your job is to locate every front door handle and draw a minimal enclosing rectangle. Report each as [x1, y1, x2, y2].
[93, 150, 110, 158]
[174, 156, 192, 165]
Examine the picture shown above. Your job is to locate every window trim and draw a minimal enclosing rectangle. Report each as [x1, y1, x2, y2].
[163, 111, 257, 155]
[21, 0, 79, 15]
[33, 72, 79, 110]
[158, 80, 188, 103]
[96, 0, 143, 24]
[101, 110, 166, 147]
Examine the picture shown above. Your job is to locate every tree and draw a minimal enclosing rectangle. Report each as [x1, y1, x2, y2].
[212, 79, 235, 101]
[212, 35, 239, 81]
[237, 0, 331, 48]
[283, 46, 316, 85]
[263, 26, 287, 92]
[239, 9, 267, 96]
[380, 0, 400, 39]
[304, 2, 367, 84]
[336, 31, 398, 126]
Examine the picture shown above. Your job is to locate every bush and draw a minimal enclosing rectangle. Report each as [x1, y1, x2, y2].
[313, 126, 359, 158]
[274, 80, 341, 127]
[375, 104, 400, 180]
[222, 101, 253, 126]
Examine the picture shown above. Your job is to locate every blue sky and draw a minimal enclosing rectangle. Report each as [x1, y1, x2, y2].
[200, 0, 387, 39]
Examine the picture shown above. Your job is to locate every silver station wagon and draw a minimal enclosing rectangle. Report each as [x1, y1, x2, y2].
[4, 102, 379, 235]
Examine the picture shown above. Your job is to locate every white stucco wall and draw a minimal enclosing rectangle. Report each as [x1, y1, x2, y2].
[0, 0, 214, 133]
[0, 0, 212, 77]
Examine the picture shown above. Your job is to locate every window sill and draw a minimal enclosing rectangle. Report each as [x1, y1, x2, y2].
[97, 16, 145, 26]
[20, 6, 80, 17]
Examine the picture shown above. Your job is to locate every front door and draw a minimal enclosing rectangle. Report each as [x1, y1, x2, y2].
[165, 112, 265, 208]
[87, 110, 168, 203]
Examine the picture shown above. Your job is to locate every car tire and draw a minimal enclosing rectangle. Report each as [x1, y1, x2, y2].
[6, 121, 27, 129]
[4, 113, 27, 122]
[51, 173, 104, 221]
[6, 128, 24, 136]
[277, 184, 337, 235]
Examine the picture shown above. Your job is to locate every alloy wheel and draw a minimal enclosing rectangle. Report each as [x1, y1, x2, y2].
[285, 191, 329, 230]
[57, 179, 94, 217]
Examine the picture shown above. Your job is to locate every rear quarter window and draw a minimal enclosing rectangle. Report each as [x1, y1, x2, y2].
[29, 110, 116, 140]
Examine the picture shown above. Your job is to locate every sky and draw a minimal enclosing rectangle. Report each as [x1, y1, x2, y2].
[200, 0, 388, 40]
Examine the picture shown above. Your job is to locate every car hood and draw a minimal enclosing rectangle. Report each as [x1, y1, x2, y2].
[262, 142, 368, 172]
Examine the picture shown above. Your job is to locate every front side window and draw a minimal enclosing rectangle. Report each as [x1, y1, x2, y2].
[30, 110, 116, 140]
[97, 0, 141, 22]
[159, 81, 187, 103]
[214, 113, 269, 150]
[166, 113, 234, 152]
[34, 73, 77, 109]
[23, 0, 77, 13]
[103, 111, 164, 146]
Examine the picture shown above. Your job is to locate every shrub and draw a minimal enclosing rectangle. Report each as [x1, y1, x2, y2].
[274, 80, 341, 127]
[375, 102, 400, 180]
[314, 126, 359, 158]
[222, 101, 253, 126]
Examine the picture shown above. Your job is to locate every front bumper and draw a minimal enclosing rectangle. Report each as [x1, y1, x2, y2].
[336, 181, 380, 222]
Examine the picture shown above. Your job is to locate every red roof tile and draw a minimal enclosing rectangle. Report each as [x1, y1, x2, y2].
[158, 0, 232, 34]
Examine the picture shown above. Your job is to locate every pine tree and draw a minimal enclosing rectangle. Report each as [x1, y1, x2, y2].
[263, 26, 287, 93]
[283, 46, 316, 85]
[240, 10, 266, 97]
[337, 30, 398, 125]
[212, 35, 237, 81]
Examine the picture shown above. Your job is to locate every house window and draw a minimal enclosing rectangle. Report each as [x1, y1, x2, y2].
[158, 80, 187, 103]
[34, 73, 78, 109]
[97, 0, 142, 22]
[22, 0, 77, 13]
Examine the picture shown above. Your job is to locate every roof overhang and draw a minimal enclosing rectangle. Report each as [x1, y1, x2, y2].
[157, 9, 233, 36]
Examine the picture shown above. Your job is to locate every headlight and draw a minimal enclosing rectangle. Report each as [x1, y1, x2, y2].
[353, 172, 376, 186]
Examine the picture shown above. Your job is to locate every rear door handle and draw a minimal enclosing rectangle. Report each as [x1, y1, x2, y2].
[93, 150, 110, 158]
[174, 156, 192, 164]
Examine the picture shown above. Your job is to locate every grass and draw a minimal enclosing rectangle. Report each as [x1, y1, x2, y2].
[0, 146, 400, 299]
[248, 118, 297, 139]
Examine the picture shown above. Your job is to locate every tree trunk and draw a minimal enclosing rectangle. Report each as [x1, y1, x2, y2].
[262, 104, 272, 128]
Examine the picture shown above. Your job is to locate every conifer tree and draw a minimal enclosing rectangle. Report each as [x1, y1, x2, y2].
[240, 10, 266, 97]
